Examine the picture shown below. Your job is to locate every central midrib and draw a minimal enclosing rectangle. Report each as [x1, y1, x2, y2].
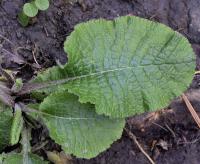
[53, 60, 192, 85]
[21, 60, 193, 94]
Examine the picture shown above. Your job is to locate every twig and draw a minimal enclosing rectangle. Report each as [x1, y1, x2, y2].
[177, 27, 185, 32]
[125, 128, 155, 164]
[165, 123, 176, 138]
[31, 141, 48, 153]
[32, 43, 41, 67]
[149, 14, 157, 20]
[177, 136, 200, 145]
[43, 26, 49, 37]
[182, 93, 200, 128]
[152, 122, 168, 132]
[0, 33, 15, 47]
[195, 71, 200, 75]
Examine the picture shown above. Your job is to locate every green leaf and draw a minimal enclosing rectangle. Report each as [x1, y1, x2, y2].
[0, 153, 46, 164]
[32, 16, 195, 118]
[38, 91, 125, 158]
[0, 103, 23, 151]
[18, 11, 30, 27]
[11, 78, 23, 93]
[23, 3, 38, 17]
[0, 155, 2, 162]
[35, 0, 49, 11]
[10, 105, 23, 145]
[0, 125, 47, 164]
[0, 105, 13, 151]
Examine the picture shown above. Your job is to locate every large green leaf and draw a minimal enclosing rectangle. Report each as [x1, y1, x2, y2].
[37, 91, 125, 159]
[32, 16, 195, 118]
[0, 153, 46, 164]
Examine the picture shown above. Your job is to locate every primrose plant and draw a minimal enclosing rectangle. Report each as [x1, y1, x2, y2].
[18, 0, 50, 26]
[0, 16, 195, 163]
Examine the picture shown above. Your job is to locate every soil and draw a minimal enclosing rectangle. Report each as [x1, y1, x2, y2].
[1, 0, 200, 163]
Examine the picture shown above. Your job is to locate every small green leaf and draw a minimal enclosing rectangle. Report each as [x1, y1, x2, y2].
[0, 153, 46, 164]
[11, 78, 23, 93]
[0, 155, 2, 162]
[0, 103, 23, 151]
[18, 11, 30, 27]
[23, 3, 38, 17]
[35, 0, 49, 11]
[10, 105, 23, 145]
[38, 91, 125, 158]
[0, 107, 12, 151]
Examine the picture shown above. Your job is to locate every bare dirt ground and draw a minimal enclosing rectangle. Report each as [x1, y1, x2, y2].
[1, 0, 200, 163]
